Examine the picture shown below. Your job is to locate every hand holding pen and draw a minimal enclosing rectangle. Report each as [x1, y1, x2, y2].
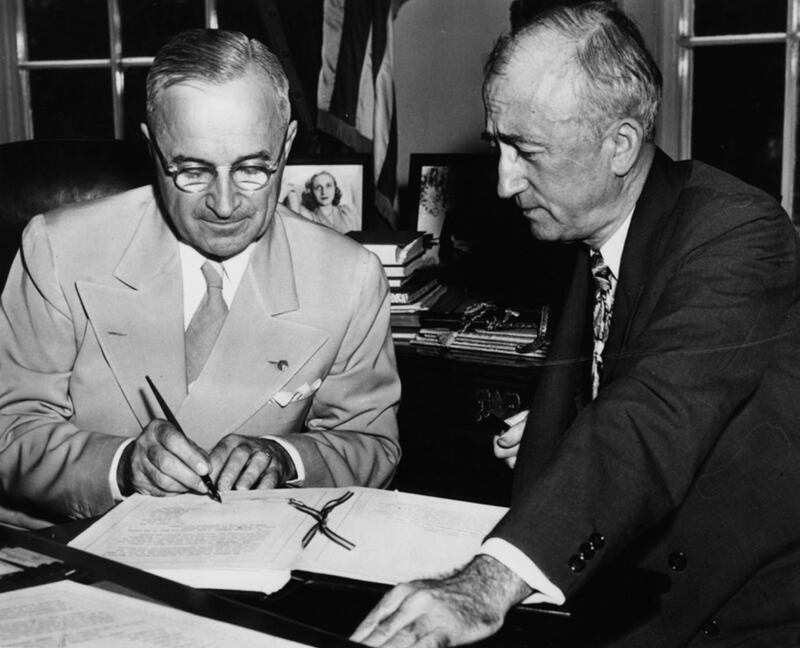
[115, 376, 221, 502]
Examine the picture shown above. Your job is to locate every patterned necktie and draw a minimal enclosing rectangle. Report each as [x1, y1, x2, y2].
[185, 260, 228, 385]
[590, 250, 616, 400]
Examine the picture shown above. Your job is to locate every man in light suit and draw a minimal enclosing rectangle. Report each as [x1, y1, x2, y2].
[354, 2, 800, 646]
[0, 29, 400, 527]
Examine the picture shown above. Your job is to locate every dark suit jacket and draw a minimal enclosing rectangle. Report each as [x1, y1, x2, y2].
[490, 150, 800, 646]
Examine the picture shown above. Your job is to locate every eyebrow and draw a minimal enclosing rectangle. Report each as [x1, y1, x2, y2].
[481, 131, 543, 149]
[171, 150, 273, 167]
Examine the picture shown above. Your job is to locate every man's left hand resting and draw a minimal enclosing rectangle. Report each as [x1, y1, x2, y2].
[351, 554, 531, 647]
[209, 435, 296, 490]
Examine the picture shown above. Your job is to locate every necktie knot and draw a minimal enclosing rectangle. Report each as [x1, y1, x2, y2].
[201, 260, 224, 291]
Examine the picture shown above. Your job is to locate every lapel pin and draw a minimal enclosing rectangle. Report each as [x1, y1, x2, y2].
[268, 359, 289, 371]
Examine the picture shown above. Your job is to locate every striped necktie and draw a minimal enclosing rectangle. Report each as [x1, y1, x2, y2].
[589, 250, 616, 400]
[185, 260, 228, 385]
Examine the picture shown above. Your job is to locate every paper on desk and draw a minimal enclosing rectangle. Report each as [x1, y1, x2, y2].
[69, 488, 508, 593]
[0, 580, 315, 647]
[293, 488, 508, 584]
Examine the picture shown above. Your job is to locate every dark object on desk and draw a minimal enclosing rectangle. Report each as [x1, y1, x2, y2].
[145, 375, 222, 504]
[0, 138, 153, 287]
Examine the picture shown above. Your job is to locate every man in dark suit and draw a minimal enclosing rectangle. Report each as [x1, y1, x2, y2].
[353, 2, 800, 646]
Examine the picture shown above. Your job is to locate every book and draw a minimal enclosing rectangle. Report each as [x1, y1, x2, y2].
[388, 274, 418, 289]
[69, 487, 507, 596]
[382, 252, 431, 278]
[347, 230, 426, 266]
[390, 276, 440, 305]
[390, 283, 448, 313]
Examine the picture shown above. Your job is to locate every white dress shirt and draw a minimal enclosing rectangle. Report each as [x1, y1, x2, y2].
[481, 208, 634, 605]
[108, 241, 305, 500]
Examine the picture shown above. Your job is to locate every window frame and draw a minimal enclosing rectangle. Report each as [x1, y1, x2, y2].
[667, 0, 800, 218]
[9, 0, 219, 140]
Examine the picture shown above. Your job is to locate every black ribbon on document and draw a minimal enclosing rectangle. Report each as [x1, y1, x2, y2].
[288, 490, 356, 551]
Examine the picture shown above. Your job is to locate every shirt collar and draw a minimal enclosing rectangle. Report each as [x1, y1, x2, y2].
[595, 207, 635, 279]
[178, 242, 254, 291]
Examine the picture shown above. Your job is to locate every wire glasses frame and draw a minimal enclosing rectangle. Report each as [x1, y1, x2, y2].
[149, 129, 288, 194]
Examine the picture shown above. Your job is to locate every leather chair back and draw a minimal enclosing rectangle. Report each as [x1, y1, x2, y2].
[0, 138, 154, 287]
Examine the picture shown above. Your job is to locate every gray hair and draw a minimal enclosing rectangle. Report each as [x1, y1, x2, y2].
[485, 1, 662, 141]
[146, 29, 290, 134]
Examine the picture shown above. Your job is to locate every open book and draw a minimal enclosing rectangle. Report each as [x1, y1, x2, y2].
[69, 487, 508, 595]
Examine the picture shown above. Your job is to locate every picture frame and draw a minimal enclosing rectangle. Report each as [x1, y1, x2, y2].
[279, 155, 373, 233]
[407, 153, 506, 264]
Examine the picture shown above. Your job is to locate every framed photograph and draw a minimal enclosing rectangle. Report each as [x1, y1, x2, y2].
[279, 155, 372, 233]
[408, 153, 507, 264]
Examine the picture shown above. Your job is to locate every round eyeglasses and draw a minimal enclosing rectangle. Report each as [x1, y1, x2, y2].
[149, 132, 286, 194]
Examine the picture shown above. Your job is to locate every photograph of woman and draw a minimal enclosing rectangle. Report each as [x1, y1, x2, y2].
[280, 164, 364, 234]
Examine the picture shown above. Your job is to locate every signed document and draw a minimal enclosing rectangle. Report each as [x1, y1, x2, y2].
[0, 580, 317, 647]
[69, 488, 507, 594]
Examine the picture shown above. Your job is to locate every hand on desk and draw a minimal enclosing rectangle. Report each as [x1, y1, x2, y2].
[351, 554, 530, 647]
[118, 419, 214, 497]
[209, 435, 295, 490]
[493, 409, 528, 469]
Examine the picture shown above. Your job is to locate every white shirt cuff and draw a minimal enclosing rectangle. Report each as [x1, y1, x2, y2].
[481, 537, 566, 606]
[263, 436, 305, 485]
[108, 438, 135, 502]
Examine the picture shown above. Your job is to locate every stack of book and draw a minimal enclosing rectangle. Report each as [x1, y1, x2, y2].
[348, 231, 446, 340]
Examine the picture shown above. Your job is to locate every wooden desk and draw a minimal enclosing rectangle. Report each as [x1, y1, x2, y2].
[391, 342, 542, 506]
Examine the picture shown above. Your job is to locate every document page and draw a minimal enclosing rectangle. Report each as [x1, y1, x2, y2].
[70, 488, 508, 592]
[0, 580, 316, 647]
[69, 491, 314, 594]
[294, 488, 508, 584]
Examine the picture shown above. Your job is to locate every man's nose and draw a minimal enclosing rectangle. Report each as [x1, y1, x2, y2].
[206, 171, 240, 218]
[496, 148, 527, 199]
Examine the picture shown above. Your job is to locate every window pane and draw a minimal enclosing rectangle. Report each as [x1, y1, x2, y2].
[121, 0, 205, 57]
[25, 0, 108, 59]
[123, 68, 149, 141]
[694, 0, 786, 36]
[692, 43, 784, 202]
[30, 69, 113, 138]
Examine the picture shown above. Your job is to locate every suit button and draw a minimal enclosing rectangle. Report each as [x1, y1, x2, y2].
[668, 551, 688, 572]
[579, 542, 595, 560]
[702, 619, 719, 638]
[568, 555, 585, 573]
[588, 532, 605, 550]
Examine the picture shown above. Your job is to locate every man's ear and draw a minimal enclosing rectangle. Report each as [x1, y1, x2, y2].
[140, 122, 151, 144]
[608, 118, 644, 177]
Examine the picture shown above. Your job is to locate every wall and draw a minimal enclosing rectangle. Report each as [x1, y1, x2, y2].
[394, 0, 510, 188]
[393, 0, 670, 192]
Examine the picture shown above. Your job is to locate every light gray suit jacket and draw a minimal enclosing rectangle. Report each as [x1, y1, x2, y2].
[0, 186, 400, 523]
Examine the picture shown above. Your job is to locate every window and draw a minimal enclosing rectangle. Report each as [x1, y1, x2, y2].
[674, 0, 800, 221]
[13, 0, 216, 141]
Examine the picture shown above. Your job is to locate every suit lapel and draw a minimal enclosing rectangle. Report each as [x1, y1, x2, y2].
[602, 149, 691, 382]
[513, 245, 592, 495]
[76, 202, 186, 426]
[176, 213, 329, 448]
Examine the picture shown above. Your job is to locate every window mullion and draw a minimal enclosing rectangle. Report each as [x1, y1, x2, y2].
[107, 0, 123, 139]
[678, 0, 693, 159]
[15, 0, 33, 139]
[205, 0, 218, 28]
[784, 0, 800, 220]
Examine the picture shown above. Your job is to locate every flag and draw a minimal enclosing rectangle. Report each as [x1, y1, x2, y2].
[317, 0, 398, 223]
